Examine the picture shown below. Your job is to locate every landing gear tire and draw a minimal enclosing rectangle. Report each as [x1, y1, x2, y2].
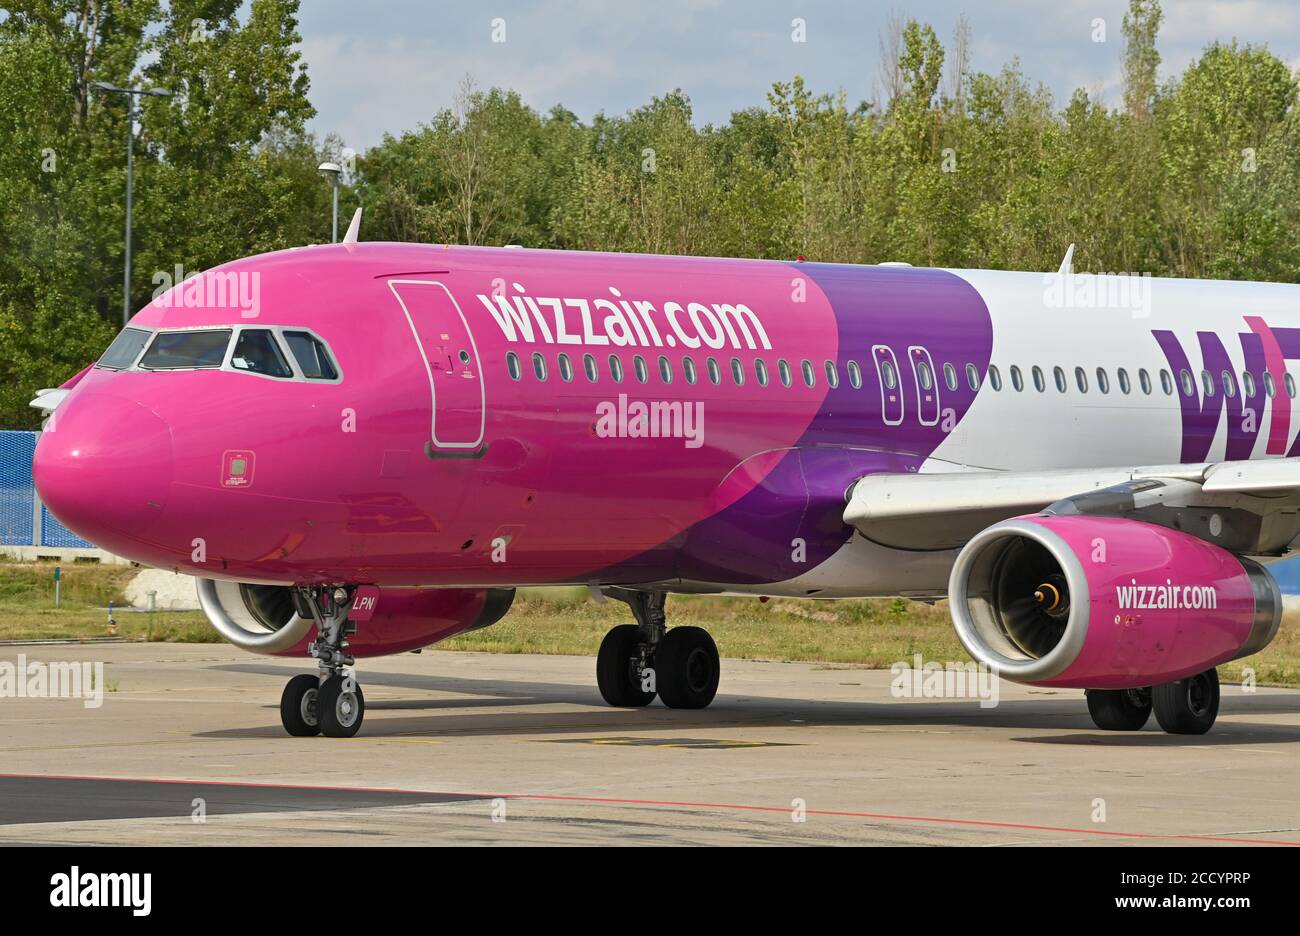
[319, 673, 365, 738]
[597, 624, 656, 707]
[1085, 687, 1152, 731]
[1153, 668, 1219, 735]
[656, 626, 720, 710]
[280, 674, 322, 737]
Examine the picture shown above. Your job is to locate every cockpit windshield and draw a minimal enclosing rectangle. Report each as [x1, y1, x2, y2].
[94, 325, 339, 381]
[96, 327, 153, 370]
[138, 329, 232, 370]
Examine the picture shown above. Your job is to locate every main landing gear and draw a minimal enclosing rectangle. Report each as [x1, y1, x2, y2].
[1085, 668, 1220, 735]
[279, 586, 366, 738]
[596, 589, 721, 709]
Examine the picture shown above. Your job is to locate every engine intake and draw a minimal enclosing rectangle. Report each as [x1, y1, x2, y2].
[948, 515, 1281, 688]
[198, 579, 515, 658]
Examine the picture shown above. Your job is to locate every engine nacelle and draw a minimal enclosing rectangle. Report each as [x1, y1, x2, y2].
[948, 515, 1281, 689]
[197, 580, 515, 658]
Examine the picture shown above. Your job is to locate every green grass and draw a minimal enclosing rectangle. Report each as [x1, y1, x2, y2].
[1, 564, 1298, 688]
[0, 562, 216, 644]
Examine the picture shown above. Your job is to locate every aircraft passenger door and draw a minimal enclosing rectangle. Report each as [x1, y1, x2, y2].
[908, 345, 940, 426]
[388, 280, 486, 454]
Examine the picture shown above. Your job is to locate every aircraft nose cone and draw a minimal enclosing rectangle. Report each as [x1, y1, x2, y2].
[33, 393, 173, 545]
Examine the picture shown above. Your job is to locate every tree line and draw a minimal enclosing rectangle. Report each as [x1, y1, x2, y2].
[2, 0, 1298, 428]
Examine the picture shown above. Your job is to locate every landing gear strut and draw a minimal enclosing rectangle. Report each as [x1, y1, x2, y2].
[1084, 668, 1220, 735]
[278, 586, 366, 738]
[596, 589, 720, 709]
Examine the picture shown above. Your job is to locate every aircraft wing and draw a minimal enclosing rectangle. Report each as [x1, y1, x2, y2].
[844, 460, 1300, 554]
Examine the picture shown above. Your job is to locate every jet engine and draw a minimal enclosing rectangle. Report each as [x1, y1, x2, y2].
[197, 579, 515, 657]
[947, 515, 1280, 688]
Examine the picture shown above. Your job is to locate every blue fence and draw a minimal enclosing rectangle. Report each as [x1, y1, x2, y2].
[0, 429, 94, 548]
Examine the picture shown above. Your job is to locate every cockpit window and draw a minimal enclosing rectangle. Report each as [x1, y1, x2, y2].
[139, 329, 232, 370]
[97, 327, 152, 370]
[283, 331, 338, 380]
[231, 329, 292, 378]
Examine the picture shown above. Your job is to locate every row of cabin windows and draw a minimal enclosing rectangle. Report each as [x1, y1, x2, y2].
[506, 351, 837, 389]
[984, 364, 1299, 400]
[504, 351, 1300, 403]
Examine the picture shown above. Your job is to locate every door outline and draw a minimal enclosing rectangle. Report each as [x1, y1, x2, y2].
[907, 345, 940, 426]
[872, 344, 904, 426]
[387, 279, 486, 451]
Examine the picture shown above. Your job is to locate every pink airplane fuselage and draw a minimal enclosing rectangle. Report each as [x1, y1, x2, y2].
[33, 242, 994, 590]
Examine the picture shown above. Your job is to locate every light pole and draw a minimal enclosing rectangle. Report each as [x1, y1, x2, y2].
[318, 162, 342, 243]
[92, 82, 174, 326]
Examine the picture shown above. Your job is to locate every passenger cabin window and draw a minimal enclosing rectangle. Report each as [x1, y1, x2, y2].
[1009, 365, 1023, 392]
[532, 352, 547, 381]
[139, 329, 232, 370]
[584, 353, 598, 382]
[1139, 369, 1152, 394]
[557, 352, 574, 382]
[1264, 372, 1276, 398]
[755, 359, 770, 387]
[965, 364, 979, 391]
[1287, 374, 1297, 399]
[1161, 369, 1174, 395]
[658, 355, 672, 384]
[1031, 366, 1045, 392]
[1054, 366, 1067, 392]
[944, 362, 958, 391]
[506, 351, 521, 380]
[1096, 367, 1110, 394]
[779, 359, 793, 387]
[608, 354, 624, 383]
[1242, 371, 1256, 397]
[825, 360, 839, 389]
[707, 357, 721, 385]
[847, 360, 863, 389]
[988, 365, 1002, 391]
[1180, 369, 1194, 396]
[633, 355, 649, 383]
[1074, 367, 1088, 393]
[730, 357, 745, 386]
[801, 359, 816, 388]
[1222, 370, 1236, 398]
[283, 331, 338, 380]
[98, 327, 152, 370]
[1200, 369, 1215, 397]
[1117, 368, 1130, 394]
[683, 357, 698, 385]
[230, 329, 292, 378]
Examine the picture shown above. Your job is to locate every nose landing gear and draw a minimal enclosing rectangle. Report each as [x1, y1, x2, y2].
[278, 586, 366, 738]
[595, 589, 721, 710]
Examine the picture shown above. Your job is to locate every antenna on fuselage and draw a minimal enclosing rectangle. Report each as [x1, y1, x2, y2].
[1057, 243, 1075, 275]
[342, 207, 363, 245]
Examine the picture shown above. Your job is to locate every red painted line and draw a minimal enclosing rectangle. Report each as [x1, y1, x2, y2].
[2, 772, 1296, 845]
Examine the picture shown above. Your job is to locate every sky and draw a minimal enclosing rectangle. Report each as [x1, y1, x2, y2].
[293, 1, 1300, 152]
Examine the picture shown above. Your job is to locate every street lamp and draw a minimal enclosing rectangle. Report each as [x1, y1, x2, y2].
[318, 162, 342, 243]
[91, 82, 174, 326]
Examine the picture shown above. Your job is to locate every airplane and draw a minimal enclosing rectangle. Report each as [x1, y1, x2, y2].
[29, 225, 1299, 738]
